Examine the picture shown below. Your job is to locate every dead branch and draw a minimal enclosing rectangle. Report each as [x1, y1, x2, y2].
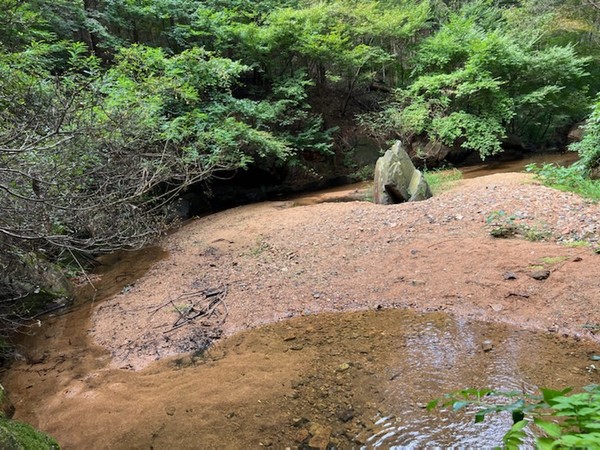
[156, 287, 228, 334]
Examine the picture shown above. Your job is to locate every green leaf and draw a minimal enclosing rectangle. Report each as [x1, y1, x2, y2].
[452, 401, 470, 411]
[426, 399, 439, 411]
[541, 387, 572, 405]
[534, 419, 562, 438]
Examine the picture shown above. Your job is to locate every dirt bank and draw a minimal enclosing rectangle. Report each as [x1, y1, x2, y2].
[88, 172, 600, 370]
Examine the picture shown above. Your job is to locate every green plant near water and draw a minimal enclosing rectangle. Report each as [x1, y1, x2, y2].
[424, 168, 463, 195]
[428, 384, 600, 449]
[525, 164, 600, 202]
[0, 418, 60, 449]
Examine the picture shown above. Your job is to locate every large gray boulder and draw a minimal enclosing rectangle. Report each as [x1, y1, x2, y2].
[373, 141, 432, 204]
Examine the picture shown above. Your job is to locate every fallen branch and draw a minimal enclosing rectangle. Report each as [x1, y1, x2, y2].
[152, 287, 228, 334]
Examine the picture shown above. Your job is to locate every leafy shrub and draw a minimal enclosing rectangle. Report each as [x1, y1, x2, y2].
[428, 384, 600, 449]
[525, 164, 600, 201]
[570, 98, 600, 176]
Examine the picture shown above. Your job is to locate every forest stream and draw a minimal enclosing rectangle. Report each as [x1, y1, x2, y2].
[3, 153, 599, 449]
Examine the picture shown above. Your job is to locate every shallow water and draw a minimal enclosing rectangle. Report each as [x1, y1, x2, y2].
[5, 308, 599, 448]
[459, 151, 578, 179]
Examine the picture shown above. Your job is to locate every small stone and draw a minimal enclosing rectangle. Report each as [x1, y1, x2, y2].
[336, 407, 354, 423]
[290, 344, 304, 351]
[530, 270, 551, 280]
[490, 304, 504, 312]
[283, 335, 297, 342]
[292, 417, 309, 428]
[308, 424, 332, 449]
[354, 432, 368, 445]
[337, 363, 350, 372]
[166, 406, 176, 416]
[573, 257, 583, 262]
[503, 271, 517, 280]
[293, 429, 310, 443]
[482, 340, 493, 352]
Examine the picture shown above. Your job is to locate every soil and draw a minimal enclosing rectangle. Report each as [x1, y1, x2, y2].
[91, 172, 600, 370]
[3, 172, 600, 449]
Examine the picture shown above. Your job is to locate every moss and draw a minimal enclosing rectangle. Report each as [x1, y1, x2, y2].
[0, 418, 59, 449]
[540, 256, 569, 265]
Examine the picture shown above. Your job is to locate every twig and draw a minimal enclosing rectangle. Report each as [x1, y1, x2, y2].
[68, 248, 96, 293]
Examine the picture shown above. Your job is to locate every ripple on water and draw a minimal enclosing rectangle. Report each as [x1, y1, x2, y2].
[4, 308, 599, 449]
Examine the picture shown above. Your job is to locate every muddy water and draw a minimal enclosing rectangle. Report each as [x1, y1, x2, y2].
[284, 151, 579, 206]
[459, 151, 578, 179]
[5, 309, 599, 448]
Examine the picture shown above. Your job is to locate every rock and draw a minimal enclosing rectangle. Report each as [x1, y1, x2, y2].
[308, 423, 332, 449]
[482, 340, 493, 352]
[292, 417, 309, 428]
[293, 428, 310, 443]
[530, 270, 551, 280]
[0, 417, 59, 449]
[336, 407, 354, 423]
[373, 141, 432, 204]
[567, 122, 585, 143]
[336, 363, 350, 372]
[408, 138, 454, 166]
[503, 272, 517, 280]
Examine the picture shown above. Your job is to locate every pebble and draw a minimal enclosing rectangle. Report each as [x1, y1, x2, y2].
[336, 407, 354, 422]
[482, 340, 494, 352]
[530, 270, 551, 280]
[336, 363, 350, 372]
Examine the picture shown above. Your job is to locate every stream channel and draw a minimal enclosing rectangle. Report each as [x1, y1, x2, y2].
[3, 151, 598, 449]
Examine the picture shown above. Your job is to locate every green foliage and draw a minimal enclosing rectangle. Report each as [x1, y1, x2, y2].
[0, 417, 59, 450]
[570, 98, 600, 176]
[429, 384, 600, 449]
[485, 210, 551, 240]
[526, 163, 600, 201]
[423, 168, 463, 194]
[363, 0, 590, 159]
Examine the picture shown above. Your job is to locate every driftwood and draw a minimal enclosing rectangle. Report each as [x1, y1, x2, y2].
[151, 287, 228, 334]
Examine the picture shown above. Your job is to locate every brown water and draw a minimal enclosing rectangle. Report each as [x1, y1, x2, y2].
[3, 151, 597, 448]
[460, 151, 578, 179]
[4, 308, 599, 448]
[284, 151, 579, 206]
